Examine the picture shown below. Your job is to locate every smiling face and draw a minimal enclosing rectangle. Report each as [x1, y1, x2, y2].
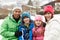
[23, 17, 30, 24]
[35, 20, 42, 27]
[13, 9, 21, 19]
[44, 12, 52, 22]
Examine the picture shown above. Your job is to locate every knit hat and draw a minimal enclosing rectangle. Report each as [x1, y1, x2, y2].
[44, 5, 54, 15]
[12, 7, 22, 12]
[21, 12, 30, 21]
[34, 15, 43, 21]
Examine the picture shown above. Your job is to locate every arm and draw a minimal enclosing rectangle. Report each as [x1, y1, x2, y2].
[0, 19, 15, 37]
[44, 21, 60, 40]
[18, 26, 24, 40]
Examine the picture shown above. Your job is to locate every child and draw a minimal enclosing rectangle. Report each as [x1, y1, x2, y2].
[18, 12, 34, 40]
[32, 15, 45, 40]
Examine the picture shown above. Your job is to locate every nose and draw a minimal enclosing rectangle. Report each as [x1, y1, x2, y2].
[16, 12, 20, 14]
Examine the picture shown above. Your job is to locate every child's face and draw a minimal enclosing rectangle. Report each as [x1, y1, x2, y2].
[23, 17, 30, 24]
[35, 20, 42, 26]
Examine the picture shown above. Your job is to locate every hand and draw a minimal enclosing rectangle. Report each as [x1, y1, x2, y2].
[15, 30, 22, 38]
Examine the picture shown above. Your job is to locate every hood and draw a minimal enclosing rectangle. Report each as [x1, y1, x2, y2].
[21, 12, 30, 20]
[8, 7, 22, 22]
[8, 6, 22, 17]
[21, 12, 31, 24]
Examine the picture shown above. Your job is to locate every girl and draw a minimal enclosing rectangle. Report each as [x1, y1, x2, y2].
[32, 15, 45, 40]
[18, 12, 34, 40]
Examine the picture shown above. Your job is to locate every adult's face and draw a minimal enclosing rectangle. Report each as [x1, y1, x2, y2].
[13, 9, 21, 19]
[44, 12, 52, 22]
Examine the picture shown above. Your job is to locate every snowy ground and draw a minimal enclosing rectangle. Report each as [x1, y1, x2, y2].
[0, 14, 60, 40]
[0, 19, 4, 40]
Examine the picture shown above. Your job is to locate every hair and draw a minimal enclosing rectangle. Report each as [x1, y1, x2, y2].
[44, 14, 53, 22]
[42, 22, 46, 27]
[22, 17, 33, 25]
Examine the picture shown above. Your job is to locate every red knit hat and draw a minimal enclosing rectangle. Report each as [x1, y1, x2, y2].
[44, 5, 54, 15]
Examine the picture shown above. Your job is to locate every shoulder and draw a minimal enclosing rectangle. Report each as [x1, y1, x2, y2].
[19, 24, 25, 28]
[30, 22, 34, 29]
[46, 17, 60, 30]
[2, 16, 9, 24]
[30, 20, 34, 25]
[32, 27, 35, 31]
[48, 17, 60, 25]
[4, 16, 9, 21]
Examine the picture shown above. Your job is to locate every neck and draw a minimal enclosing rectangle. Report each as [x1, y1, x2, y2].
[24, 23, 29, 27]
[13, 15, 20, 22]
[35, 25, 42, 28]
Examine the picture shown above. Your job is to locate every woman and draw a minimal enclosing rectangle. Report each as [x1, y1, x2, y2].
[44, 5, 60, 40]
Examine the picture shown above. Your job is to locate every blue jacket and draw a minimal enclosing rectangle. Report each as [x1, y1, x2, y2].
[18, 22, 34, 40]
[18, 12, 34, 40]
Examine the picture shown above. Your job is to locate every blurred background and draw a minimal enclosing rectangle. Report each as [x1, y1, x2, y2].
[0, 0, 59, 19]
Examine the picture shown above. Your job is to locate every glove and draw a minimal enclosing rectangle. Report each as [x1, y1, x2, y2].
[15, 30, 22, 38]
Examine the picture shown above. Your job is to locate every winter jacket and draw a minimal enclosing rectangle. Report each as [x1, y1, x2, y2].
[0, 15, 21, 40]
[32, 26, 45, 40]
[44, 16, 60, 40]
[18, 22, 34, 40]
[18, 12, 34, 40]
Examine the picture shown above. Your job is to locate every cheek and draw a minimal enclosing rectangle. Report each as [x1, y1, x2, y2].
[35, 21, 41, 26]
[35, 22, 38, 26]
[39, 21, 42, 24]
[13, 12, 17, 16]
[13, 12, 16, 15]
[48, 14, 52, 19]
[35, 21, 37, 25]
[23, 19, 26, 23]
[50, 14, 52, 18]
[45, 14, 51, 19]
[44, 15, 48, 18]
[23, 19, 30, 23]
[14, 12, 20, 15]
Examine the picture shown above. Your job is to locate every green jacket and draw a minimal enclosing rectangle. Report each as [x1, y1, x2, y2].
[0, 16, 21, 40]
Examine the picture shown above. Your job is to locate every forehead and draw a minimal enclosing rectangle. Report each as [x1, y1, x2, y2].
[24, 17, 29, 19]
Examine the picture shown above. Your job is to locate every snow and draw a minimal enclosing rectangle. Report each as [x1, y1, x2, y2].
[0, 19, 4, 26]
[0, 19, 4, 40]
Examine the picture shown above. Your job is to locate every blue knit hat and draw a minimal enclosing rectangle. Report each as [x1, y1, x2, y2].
[21, 12, 31, 21]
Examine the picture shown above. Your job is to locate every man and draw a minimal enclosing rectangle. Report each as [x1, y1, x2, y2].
[44, 5, 60, 40]
[0, 7, 22, 40]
